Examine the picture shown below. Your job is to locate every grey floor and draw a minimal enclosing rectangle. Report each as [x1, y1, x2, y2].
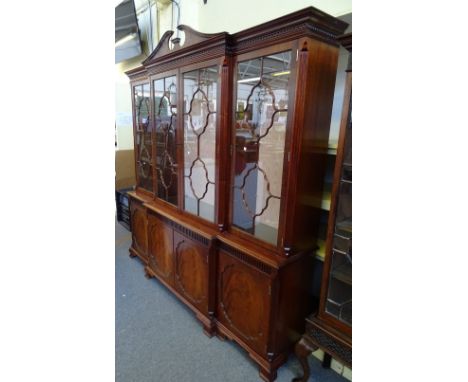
[116, 221, 347, 382]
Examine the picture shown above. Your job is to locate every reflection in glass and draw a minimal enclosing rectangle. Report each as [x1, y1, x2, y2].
[183, 66, 218, 222]
[154, 76, 178, 205]
[134, 83, 153, 192]
[232, 51, 291, 245]
[328, 47, 350, 147]
[325, 101, 352, 325]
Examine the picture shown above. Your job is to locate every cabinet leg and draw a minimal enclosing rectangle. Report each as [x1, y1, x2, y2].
[144, 266, 153, 279]
[259, 367, 277, 382]
[292, 337, 318, 382]
[202, 322, 214, 338]
[129, 250, 137, 258]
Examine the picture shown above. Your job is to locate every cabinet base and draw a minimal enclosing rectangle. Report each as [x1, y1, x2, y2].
[144, 263, 215, 340]
[144, 266, 153, 279]
[259, 367, 278, 382]
[129, 247, 147, 264]
[215, 321, 288, 382]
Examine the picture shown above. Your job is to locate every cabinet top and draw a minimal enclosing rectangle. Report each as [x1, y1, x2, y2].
[126, 6, 348, 80]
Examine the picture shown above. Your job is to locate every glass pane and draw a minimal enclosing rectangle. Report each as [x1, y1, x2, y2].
[326, 99, 352, 325]
[343, 100, 352, 165]
[183, 66, 218, 222]
[134, 84, 153, 192]
[328, 47, 350, 148]
[154, 76, 178, 205]
[135, 84, 151, 132]
[232, 51, 291, 245]
[325, 248, 352, 325]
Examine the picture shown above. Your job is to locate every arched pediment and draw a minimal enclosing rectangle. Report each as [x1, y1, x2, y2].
[142, 30, 174, 65]
[142, 25, 229, 66]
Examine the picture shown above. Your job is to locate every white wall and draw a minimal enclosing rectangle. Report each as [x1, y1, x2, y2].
[196, 0, 351, 33]
[115, 54, 145, 150]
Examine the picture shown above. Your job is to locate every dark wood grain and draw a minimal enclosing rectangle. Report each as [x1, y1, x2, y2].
[217, 248, 271, 355]
[174, 231, 209, 314]
[147, 211, 174, 286]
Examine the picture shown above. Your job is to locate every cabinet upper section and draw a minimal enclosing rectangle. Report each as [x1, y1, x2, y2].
[126, 7, 347, 81]
[126, 7, 348, 256]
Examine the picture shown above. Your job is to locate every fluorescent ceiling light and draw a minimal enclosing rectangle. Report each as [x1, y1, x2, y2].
[116, 33, 137, 47]
[238, 77, 261, 83]
[272, 70, 290, 77]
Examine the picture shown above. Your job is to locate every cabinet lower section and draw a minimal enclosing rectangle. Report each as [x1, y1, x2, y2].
[128, 195, 316, 381]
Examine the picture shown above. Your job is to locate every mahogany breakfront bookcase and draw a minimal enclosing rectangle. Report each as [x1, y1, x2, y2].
[294, 33, 352, 382]
[125, 7, 347, 381]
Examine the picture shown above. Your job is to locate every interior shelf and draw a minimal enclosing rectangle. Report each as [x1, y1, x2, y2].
[300, 191, 331, 211]
[327, 141, 338, 155]
[315, 239, 326, 261]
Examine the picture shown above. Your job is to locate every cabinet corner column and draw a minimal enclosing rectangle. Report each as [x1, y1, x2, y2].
[281, 41, 311, 254]
[216, 55, 233, 232]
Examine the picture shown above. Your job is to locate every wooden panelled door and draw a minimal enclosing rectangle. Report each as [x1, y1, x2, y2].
[217, 249, 271, 355]
[130, 200, 148, 261]
[147, 212, 174, 286]
[173, 231, 209, 314]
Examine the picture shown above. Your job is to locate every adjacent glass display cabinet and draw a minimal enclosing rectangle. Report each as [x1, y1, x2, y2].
[126, 8, 347, 382]
[294, 33, 352, 382]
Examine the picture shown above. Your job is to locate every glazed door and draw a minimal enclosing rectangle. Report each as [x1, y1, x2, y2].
[324, 97, 352, 327]
[153, 74, 179, 205]
[173, 231, 209, 314]
[147, 212, 174, 286]
[182, 65, 219, 222]
[130, 199, 148, 261]
[217, 249, 271, 355]
[133, 83, 154, 193]
[230, 50, 293, 246]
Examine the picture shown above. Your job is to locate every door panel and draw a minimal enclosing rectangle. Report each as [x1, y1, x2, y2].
[173, 231, 209, 314]
[133, 83, 154, 193]
[130, 200, 148, 261]
[182, 66, 218, 222]
[217, 249, 271, 355]
[147, 213, 174, 286]
[231, 51, 292, 246]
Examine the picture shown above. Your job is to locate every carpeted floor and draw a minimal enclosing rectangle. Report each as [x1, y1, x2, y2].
[116, 221, 347, 382]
